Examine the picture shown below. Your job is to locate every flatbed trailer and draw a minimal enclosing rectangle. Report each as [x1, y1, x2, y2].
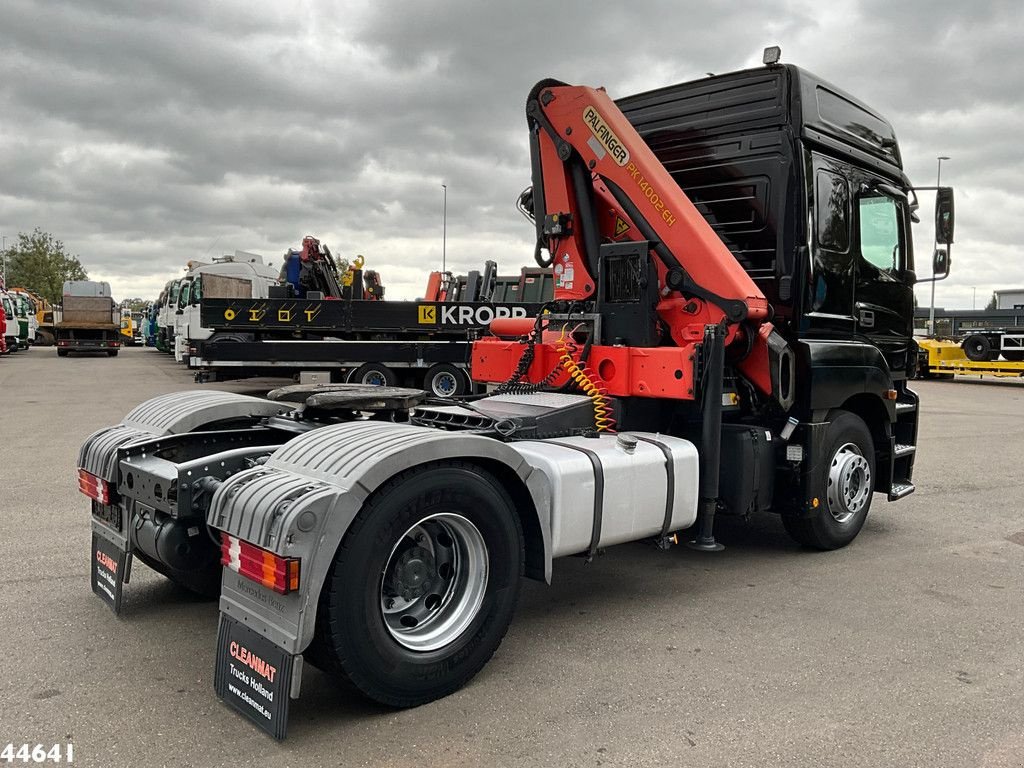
[192, 297, 544, 393]
[917, 338, 1024, 378]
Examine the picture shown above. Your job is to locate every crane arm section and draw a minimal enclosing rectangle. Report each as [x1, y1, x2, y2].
[527, 80, 769, 330]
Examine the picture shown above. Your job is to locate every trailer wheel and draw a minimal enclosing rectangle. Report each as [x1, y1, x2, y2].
[962, 334, 993, 361]
[423, 363, 469, 398]
[782, 411, 875, 550]
[312, 461, 523, 707]
[347, 363, 397, 387]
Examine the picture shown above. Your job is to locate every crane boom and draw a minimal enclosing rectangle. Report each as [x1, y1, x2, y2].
[474, 80, 789, 403]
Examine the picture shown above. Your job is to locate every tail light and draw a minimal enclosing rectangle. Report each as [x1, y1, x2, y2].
[78, 469, 113, 504]
[220, 533, 300, 595]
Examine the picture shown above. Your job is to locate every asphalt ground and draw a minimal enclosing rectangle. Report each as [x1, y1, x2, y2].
[1, 345, 1022, 768]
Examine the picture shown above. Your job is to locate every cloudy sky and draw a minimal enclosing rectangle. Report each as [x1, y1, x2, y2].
[1, 0, 1021, 309]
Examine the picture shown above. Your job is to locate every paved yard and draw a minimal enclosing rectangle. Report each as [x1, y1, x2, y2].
[1, 346, 1021, 767]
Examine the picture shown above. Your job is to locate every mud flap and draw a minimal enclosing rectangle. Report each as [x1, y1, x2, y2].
[214, 612, 301, 740]
[91, 526, 131, 615]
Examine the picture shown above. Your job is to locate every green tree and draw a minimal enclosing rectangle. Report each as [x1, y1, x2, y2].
[984, 292, 997, 311]
[120, 297, 149, 311]
[3, 228, 88, 303]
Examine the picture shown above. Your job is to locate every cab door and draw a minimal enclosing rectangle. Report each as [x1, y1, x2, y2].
[851, 179, 915, 376]
[804, 154, 856, 338]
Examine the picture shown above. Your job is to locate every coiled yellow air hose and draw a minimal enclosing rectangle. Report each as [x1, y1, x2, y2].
[556, 326, 616, 432]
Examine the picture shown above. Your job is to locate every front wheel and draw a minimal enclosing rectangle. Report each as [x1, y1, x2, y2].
[782, 411, 875, 550]
[311, 461, 523, 707]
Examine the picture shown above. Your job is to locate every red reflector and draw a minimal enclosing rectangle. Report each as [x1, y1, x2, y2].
[220, 532, 300, 595]
[77, 469, 111, 504]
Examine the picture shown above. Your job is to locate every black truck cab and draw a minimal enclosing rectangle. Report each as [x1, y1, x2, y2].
[618, 62, 952, 504]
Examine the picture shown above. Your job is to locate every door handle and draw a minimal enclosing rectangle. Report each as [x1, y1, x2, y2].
[858, 308, 875, 328]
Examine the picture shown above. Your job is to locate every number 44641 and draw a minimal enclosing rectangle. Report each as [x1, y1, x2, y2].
[1, 744, 73, 763]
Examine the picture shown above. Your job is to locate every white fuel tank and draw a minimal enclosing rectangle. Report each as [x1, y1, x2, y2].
[512, 432, 699, 558]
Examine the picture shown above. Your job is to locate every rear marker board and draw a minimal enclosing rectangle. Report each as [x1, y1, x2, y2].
[214, 613, 296, 740]
[91, 532, 127, 615]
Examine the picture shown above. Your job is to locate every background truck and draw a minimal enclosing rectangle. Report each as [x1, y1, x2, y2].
[172, 252, 280, 363]
[191, 263, 551, 393]
[56, 280, 120, 357]
[0, 292, 17, 354]
[79, 57, 953, 739]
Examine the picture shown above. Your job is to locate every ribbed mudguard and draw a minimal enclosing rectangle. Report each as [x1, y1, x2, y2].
[78, 424, 161, 481]
[78, 391, 294, 482]
[208, 421, 532, 552]
[123, 390, 290, 435]
[209, 420, 538, 653]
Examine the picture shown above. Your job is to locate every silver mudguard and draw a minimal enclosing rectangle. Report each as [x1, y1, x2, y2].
[79, 390, 296, 482]
[208, 421, 543, 654]
[78, 391, 296, 555]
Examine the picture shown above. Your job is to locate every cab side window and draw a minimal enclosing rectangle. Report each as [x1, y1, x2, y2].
[815, 170, 850, 252]
[858, 195, 900, 272]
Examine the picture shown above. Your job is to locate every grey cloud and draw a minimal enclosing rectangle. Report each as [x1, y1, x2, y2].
[0, 0, 1021, 307]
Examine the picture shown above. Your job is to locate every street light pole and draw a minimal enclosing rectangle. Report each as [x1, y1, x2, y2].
[928, 156, 950, 336]
[441, 184, 447, 273]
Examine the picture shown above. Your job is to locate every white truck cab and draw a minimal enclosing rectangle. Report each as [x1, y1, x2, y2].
[1, 291, 19, 353]
[173, 252, 279, 363]
[10, 290, 39, 344]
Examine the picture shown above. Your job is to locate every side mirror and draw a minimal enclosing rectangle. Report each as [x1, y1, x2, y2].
[175, 308, 184, 315]
[932, 247, 950, 280]
[935, 187, 954, 245]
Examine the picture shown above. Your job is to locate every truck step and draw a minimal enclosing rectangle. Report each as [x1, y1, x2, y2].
[889, 480, 916, 500]
[895, 401, 916, 415]
[893, 443, 916, 458]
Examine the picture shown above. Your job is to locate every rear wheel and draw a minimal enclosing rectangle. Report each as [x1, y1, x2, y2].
[57, 349, 69, 357]
[782, 411, 875, 550]
[962, 334, 993, 361]
[423, 363, 469, 398]
[347, 363, 397, 387]
[311, 461, 523, 707]
[107, 350, 119, 357]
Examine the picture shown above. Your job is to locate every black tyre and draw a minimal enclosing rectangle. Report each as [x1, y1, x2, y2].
[108, 350, 119, 357]
[962, 334, 993, 362]
[423, 363, 469, 398]
[311, 461, 523, 707]
[347, 363, 397, 387]
[1002, 350, 1024, 362]
[57, 349, 69, 357]
[782, 411, 875, 550]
